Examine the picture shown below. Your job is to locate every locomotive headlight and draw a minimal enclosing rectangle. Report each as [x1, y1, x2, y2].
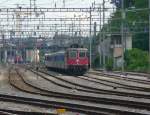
[76, 59, 79, 64]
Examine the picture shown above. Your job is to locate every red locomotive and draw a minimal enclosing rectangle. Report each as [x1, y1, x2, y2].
[45, 47, 89, 74]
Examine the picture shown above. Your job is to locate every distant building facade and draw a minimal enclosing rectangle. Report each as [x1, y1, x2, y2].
[98, 33, 132, 68]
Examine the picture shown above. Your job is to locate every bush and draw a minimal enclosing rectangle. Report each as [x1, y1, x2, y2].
[92, 54, 100, 68]
[105, 58, 113, 71]
[125, 48, 149, 72]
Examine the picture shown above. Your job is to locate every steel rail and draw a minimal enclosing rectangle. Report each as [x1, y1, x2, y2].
[0, 109, 55, 115]
[0, 93, 109, 115]
[37, 68, 150, 99]
[89, 70, 150, 85]
[81, 75, 149, 90]
[7, 67, 150, 112]
[82, 73, 150, 92]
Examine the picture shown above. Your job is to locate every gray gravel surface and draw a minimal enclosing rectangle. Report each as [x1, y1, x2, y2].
[19, 68, 150, 107]
[0, 65, 83, 115]
[0, 101, 54, 113]
[44, 72, 150, 96]
[1, 65, 150, 114]
[6, 65, 150, 115]
[0, 65, 19, 92]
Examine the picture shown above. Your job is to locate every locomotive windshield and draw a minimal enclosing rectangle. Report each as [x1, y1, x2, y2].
[69, 51, 77, 58]
[79, 51, 86, 58]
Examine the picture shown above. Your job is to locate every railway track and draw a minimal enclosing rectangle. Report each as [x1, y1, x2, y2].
[0, 94, 57, 115]
[94, 69, 150, 77]
[109, 70, 150, 77]
[9, 67, 112, 115]
[0, 110, 17, 115]
[37, 68, 150, 99]
[26, 68, 150, 107]
[8, 65, 150, 115]
[89, 70, 150, 85]
[0, 108, 55, 115]
[26, 65, 150, 98]
[82, 73, 150, 92]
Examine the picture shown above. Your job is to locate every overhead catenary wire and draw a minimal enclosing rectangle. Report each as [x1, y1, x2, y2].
[0, 0, 11, 4]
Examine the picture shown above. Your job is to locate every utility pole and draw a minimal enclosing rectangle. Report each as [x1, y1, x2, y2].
[10, 31, 13, 64]
[30, 0, 36, 11]
[79, 15, 81, 36]
[149, 0, 150, 73]
[99, 5, 102, 68]
[121, 0, 125, 72]
[30, 0, 31, 8]
[63, 0, 65, 8]
[89, 7, 92, 69]
[2, 34, 4, 63]
[102, 0, 105, 70]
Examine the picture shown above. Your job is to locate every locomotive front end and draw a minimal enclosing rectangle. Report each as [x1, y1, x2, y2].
[67, 48, 89, 74]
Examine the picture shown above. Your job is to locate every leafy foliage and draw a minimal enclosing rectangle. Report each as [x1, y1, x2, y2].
[133, 33, 149, 51]
[111, 0, 148, 9]
[109, 0, 149, 51]
[125, 48, 149, 72]
[105, 57, 113, 71]
[92, 54, 100, 68]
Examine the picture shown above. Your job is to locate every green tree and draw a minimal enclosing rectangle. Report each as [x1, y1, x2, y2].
[105, 57, 113, 71]
[109, 0, 149, 51]
[92, 54, 100, 68]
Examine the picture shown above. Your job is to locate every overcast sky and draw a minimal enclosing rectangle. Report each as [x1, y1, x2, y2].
[0, 0, 113, 8]
[0, 0, 114, 38]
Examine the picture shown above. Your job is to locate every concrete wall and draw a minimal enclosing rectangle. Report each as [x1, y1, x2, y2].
[125, 34, 132, 50]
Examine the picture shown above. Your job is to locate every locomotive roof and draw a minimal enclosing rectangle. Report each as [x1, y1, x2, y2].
[45, 51, 65, 56]
[45, 48, 88, 56]
[67, 48, 88, 51]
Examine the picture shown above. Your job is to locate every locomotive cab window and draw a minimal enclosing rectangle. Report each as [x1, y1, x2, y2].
[69, 51, 77, 58]
[79, 51, 86, 58]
